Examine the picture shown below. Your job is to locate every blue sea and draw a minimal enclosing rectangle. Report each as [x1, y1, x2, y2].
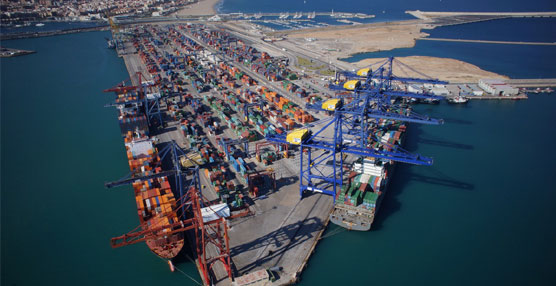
[2, 0, 556, 285]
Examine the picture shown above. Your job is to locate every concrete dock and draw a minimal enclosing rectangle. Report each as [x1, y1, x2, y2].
[406, 10, 556, 28]
[506, 78, 556, 88]
[407, 11, 556, 19]
[420, 37, 556, 46]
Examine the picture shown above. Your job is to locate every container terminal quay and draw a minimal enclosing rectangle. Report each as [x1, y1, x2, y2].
[100, 12, 554, 286]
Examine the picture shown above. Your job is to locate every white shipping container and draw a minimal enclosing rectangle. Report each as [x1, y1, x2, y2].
[408, 84, 423, 94]
[360, 174, 371, 184]
[353, 163, 385, 177]
[431, 87, 450, 96]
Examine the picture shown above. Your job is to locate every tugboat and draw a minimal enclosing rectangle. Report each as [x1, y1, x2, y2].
[105, 37, 116, 49]
[447, 94, 469, 104]
[421, 97, 440, 104]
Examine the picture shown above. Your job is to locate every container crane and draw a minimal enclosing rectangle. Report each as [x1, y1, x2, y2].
[219, 137, 249, 160]
[266, 113, 436, 200]
[103, 72, 163, 127]
[266, 60, 444, 200]
[243, 101, 264, 121]
[105, 141, 234, 284]
[329, 56, 449, 93]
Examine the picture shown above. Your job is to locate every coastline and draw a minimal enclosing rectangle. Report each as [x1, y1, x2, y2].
[351, 56, 509, 83]
[271, 20, 509, 82]
[172, 0, 220, 16]
[277, 20, 431, 60]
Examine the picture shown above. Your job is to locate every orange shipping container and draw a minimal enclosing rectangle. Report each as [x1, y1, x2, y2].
[285, 119, 295, 130]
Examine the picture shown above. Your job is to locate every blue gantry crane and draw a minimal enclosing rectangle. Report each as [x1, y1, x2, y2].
[219, 137, 249, 161]
[266, 57, 445, 201]
[266, 102, 440, 200]
[243, 101, 264, 121]
[329, 56, 449, 92]
[104, 72, 163, 127]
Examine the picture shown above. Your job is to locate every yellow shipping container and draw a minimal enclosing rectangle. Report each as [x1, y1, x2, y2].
[343, 80, 361, 91]
[286, 129, 309, 145]
[321, 99, 342, 111]
[356, 67, 371, 77]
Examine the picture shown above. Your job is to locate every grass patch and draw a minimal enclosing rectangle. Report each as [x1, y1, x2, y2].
[319, 69, 336, 76]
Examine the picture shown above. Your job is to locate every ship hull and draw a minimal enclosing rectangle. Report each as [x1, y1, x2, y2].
[114, 92, 186, 260]
[329, 118, 404, 231]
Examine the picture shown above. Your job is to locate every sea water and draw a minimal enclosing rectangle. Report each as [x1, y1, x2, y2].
[1, 31, 201, 286]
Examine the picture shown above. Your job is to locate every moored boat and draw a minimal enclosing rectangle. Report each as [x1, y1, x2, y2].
[330, 119, 406, 231]
[447, 95, 469, 104]
[125, 133, 185, 259]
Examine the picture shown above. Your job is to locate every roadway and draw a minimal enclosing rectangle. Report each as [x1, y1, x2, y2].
[506, 78, 556, 87]
[215, 22, 348, 96]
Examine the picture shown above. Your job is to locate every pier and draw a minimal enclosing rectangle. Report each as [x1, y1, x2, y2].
[463, 95, 529, 100]
[420, 37, 556, 46]
[407, 11, 556, 19]
[0, 25, 109, 40]
[406, 10, 556, 28]
[506, 78, 556, 87]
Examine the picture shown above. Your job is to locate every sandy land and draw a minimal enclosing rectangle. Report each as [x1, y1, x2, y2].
[274, 20, 507, 82]
[353, 56, 508, 83]
[279, 20, 432, 60]
[173, 0, 219, 16]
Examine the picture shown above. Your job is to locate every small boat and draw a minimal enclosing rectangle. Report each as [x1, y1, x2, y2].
[105, 37, 116, 49]
[448, 95, 469, 104]
[168, 260, 175, 272]
[422, 98, 440, 104]
[35, 23, 45, 27]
